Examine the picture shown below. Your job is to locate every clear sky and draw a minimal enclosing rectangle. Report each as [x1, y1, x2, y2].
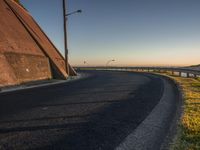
[20, 0, 200, 67]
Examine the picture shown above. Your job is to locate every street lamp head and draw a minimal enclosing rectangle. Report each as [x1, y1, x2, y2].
[66, 9, 82, 17]
[77, 9, 82, 13]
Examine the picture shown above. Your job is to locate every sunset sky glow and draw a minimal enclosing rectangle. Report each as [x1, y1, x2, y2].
[21, 0, 200, 67]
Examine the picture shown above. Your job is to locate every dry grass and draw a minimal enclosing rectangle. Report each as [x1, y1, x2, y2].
[155, 72, 200, 150]
[173, 78, 200, 150]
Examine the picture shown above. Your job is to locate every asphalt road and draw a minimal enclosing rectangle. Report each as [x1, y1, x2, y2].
[0, 70, 164, 150]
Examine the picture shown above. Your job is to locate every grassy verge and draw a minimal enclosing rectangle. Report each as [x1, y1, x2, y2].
[154, 72, 200, 150]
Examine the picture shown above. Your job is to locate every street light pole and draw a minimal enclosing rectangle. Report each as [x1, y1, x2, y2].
[62, 0, 69, 75]
[62, 0, 82, 76]
[106, 59, 115, 67]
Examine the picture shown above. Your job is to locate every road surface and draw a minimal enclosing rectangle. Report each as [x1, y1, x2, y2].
[0, 70, 164, 150]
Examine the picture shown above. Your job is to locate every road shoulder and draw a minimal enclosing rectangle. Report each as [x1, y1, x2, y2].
[116, 74, 182, 150]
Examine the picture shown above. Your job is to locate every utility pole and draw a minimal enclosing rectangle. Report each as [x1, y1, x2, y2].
[106, 59, 115, 67]
[62, 0, 82, 76]
[62, 0, 69, 75]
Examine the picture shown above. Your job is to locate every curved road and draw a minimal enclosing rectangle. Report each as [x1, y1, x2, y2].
[0, 70, 164, 150]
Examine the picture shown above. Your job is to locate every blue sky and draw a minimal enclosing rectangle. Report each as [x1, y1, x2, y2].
[20, 0, 200, 66]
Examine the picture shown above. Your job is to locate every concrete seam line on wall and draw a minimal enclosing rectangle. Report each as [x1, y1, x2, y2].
[115, 75, 180, 150]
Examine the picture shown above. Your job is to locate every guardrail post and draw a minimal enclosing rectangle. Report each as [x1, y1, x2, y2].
[178, 72, 181, 77]
[194, 74, 197, 78]
[186, 73, 189, 78]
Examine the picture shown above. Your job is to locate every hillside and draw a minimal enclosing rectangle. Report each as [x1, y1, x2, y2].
[184, 64, 200, 71]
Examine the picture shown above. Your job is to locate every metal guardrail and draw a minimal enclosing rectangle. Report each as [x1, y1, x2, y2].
[75, 67, 200, 78]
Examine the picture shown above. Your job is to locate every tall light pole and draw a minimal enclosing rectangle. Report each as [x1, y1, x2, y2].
[106, 59, 115, 67]
[62, 0, 82, 75]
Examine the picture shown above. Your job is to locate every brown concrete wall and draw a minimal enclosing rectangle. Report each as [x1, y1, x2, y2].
[5, 52, 52, 84]
[0, 0, 46, 56]
[5, 0, 68, 78]
[0, 53, 18, 87]
[0, 0, 53, 87]
[0, 52, 52, 87]
[69, 64, 77, 76]
[0, 0, 77, 87]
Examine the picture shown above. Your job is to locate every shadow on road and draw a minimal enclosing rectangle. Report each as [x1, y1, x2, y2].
[0, 71, 164, 150]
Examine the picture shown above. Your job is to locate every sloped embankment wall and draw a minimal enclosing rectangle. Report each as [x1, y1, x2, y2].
[0, 0, 53, 87]
[0, 52, 52, 87]
[0, 0, 79, 87]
